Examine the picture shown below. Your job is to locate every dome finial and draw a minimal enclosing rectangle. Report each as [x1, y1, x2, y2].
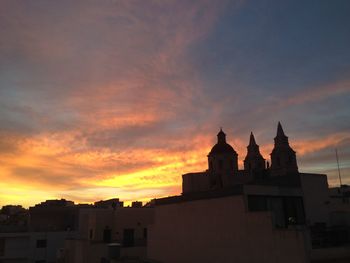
[217, 128, 226, 143]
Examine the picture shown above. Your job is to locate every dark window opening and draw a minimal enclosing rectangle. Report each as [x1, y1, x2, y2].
[284, 197, 305, 226]
[248, 196, 267, 211]
[36, 239, 47, 248]
[143, 228, 147, 239]
[123, 228, 135, 247]
[247, 195, 305, 227]
[103, 226, 111, 243]
[89, 229, 93, 240]
[0, 238, 5, 256]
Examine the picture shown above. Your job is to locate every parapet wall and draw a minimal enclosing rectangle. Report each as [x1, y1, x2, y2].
[148, 195, 308, 263]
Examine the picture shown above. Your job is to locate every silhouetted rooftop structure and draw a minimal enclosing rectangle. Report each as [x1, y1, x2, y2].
[208, 128, 237, 156]
[94, 198, 124, 209]
[33, 199, 74, 208]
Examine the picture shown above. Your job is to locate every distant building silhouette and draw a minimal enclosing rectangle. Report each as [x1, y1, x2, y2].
[0, 198, 153, 263]
[94, 198, 124, 209]
[34, 199, 74, 208]
[184, 122, 301, 193]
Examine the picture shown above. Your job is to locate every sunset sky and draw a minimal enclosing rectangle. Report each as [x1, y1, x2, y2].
[0, 0, 350, 207]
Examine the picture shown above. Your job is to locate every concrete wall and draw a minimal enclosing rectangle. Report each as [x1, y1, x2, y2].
[30, 232, 71, 262]
[328, 198, 350, 227]
[64, 239, 109, 263]
[29, 206, 78, 231]
[148, 195, 308, 263]
[78, 207, 154, 244]
[0, 231, 73, 263]
[0, 233, 29, 262]
[182, 172, 210, 194]
[64, 207, 154, 262]
[78, 208, 113, 241]
[113, 207, 154, 245]
[300, 173, 330, 225]
[64, 239, 147, 263]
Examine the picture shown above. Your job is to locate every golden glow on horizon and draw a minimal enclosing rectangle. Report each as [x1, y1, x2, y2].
[0, 131, 214, 207]
[1, 128, 348, 207]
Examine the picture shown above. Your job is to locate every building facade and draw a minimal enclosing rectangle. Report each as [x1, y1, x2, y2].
[148, 123, 350, 263]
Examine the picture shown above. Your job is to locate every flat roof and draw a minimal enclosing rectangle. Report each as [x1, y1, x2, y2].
[155, 185, 244, 206]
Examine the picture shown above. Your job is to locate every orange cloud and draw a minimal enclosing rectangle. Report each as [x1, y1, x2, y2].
[0, 125, 216, 207]
[285, 80, 350, 106]
[293, 132, 350, 156]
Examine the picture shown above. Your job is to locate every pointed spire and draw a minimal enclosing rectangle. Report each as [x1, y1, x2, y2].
[270, 122, 298, 175]
[249, 132, 257, 146]
[247, 131, 260, 152]
[217, 128, 226, 143]
[274, 121, 290, 147]
[276, 121, 286, 138]
[244, 131, 265, 173]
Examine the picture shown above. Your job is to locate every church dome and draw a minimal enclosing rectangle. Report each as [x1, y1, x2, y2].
[209, 142, 236, 155]
[208, 129, 237, 156]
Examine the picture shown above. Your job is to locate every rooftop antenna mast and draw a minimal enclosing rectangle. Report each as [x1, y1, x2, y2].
[335, 148, 343, 188]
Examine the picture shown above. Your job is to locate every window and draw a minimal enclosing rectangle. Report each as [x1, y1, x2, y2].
[36, 239, 47, 248]
[89, 229, 93, 240]
[123, 228, 135, 247]
[0, 238, 5, 256]
[247, 195, 305, 227]
[284, 197, 305, 225]
[35, 260, 46, 263]
[103, 226, 111, 243]
[143, 228, 147, 239]
[248, 195, 267, 211]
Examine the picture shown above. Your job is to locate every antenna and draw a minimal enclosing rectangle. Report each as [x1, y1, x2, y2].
[335, 148, 343, 188]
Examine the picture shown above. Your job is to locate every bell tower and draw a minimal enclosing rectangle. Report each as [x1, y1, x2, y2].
[270, 122, 298, 176]
[244, 132, 265, 177]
